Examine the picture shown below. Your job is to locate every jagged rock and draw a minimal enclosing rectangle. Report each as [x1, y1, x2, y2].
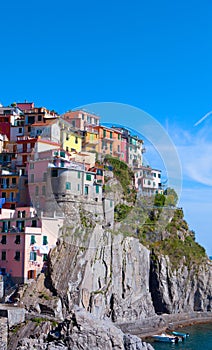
[150, 254, 212, 313]
[48, 231, 155, 322]
[13, 308, 154, 350]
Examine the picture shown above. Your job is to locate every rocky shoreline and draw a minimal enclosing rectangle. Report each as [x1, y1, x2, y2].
[117, 311, 212, 338]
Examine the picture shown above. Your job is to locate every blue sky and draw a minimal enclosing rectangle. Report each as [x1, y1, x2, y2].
[0, 0, 212, 255]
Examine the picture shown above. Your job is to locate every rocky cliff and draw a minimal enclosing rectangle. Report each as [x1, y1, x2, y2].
[7, 168, 212, 349]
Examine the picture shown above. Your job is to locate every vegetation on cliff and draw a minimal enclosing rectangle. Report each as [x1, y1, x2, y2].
[104, 155, 136, 203]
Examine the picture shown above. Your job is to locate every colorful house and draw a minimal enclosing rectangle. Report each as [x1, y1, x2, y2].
[62, 109, 100, 130]
[0, 206, 62, 283]
[134, 165, 163, 195]
[94, 126, 122, 160]
[0, 169, 20, 210]
[82, 128, 99, 153]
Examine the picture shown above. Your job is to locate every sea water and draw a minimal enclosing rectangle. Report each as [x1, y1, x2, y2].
[147, 323, 212, 350]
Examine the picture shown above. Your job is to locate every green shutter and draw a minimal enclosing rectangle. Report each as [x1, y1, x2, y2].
[86, 174, 92, 181]
[30, 235, 36, 245]
[43, 236, 48, 245]
[66, 182, 71, 190]
[96, 185, 99, 194]
[43, 254, 48, 261]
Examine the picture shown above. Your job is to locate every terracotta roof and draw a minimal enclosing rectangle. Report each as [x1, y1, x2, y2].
[37, 139, 61, 146]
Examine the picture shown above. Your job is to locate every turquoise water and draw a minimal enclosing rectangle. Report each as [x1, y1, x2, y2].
[147, 323, 212, 350]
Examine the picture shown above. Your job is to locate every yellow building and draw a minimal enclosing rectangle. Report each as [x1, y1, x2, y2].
[61, 129, 82, 153]
[82, 129, 99, 153]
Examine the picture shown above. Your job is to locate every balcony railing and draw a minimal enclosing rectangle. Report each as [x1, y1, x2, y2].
[25, 227, 42, 234]
[1, 184, 17, 189]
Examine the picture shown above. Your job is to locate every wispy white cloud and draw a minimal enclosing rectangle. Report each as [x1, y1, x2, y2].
[169, 119, 212, 186]
[194, 111, 212, 127]
[165, 117, 212, 255]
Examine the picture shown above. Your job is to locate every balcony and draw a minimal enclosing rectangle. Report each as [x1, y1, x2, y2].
[85, 126, 99, 134]
[85, 139, 99, 145]
[25, 227, 42, 234]
[1, 198, 17, 203]
[103, 137, 114, 142]
[1, 184, 17, 189]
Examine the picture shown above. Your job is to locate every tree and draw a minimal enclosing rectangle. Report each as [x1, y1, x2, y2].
[154, 193, 165, 207]
[164, 187, 178, 207]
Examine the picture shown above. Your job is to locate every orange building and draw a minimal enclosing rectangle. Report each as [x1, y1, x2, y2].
[94, 126, 122, 160]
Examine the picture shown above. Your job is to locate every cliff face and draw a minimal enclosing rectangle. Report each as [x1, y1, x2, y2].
[46, 228, 212, 321]
[19, 196, 212, 322]
[150, 254, 212, 314]
[10, 201, 212, 350]
[48, 228, 155, 322]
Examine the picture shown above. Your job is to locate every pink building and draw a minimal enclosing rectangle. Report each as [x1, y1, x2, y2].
[0, 206, 62, 283]
[62, 110, 100, 130]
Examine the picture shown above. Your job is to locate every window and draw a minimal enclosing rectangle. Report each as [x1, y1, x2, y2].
[61, 160, 65, 167]
[153, 173, 156, 177]
[12, 177, 16, 185]
[103, 129, 106, 138]
[72, 120, 75, 127]
[30, 174, 34, 183]
[38, 115, 42, 121]
[1, 235, 6, 244]
[1, 251, 6, 261]
[43, 236, 48, 245]
[30, 162, 34, 169]
[16, 221, 24, 232]
[31, 220, 37, 227]
[110, 132, 113, 139]
[30, 235, 36, 245]
[35, 186, 39, 196]
[30, 251, 37, 261]
[28, 126, 31, 132]
[2, 192, 6, 198]
[51, 169, 58, 177]
[14, 251, 20, 261]
[18, 127, 23, 134]
[66, 182, 71, 190]
[110, 143, 113, 152]
[15, 235, 20, 244]
[43, 172, 47, 181]
[158, 173, 161, 178]
[77, 171, 81, 179]
[2, 221, 8, 232]
[86, 174, 91, 181]
[118, 134, 121, 140]
[110, 200, 113, 208]
[75, 137, 78, 144]
[85, 186, 89, 195]
[42, 186, 46, 195]
[43, 254, 48, 261]
[96, 185, 99, 194]
[77, 184, 80, 191]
